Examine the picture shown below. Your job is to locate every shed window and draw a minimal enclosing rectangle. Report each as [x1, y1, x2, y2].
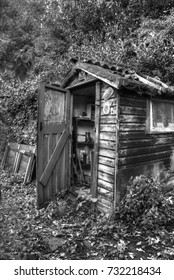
[150, 99, 174, 132]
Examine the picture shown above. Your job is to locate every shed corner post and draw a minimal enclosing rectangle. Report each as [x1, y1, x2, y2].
[114, 90, 120, 211]
[91, 81, 101, 203]
[146, 96, 151, 132]
[68, 92, 73, 189]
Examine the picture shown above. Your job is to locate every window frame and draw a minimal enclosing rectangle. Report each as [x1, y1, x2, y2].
[147, 97, 174, 133]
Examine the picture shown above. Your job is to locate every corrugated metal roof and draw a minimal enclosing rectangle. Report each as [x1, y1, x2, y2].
[70, 57, 137, 79]
[63, 58, 174, 96]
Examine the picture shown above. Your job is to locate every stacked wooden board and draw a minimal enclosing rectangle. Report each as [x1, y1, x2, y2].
[1, 143, 36, 184]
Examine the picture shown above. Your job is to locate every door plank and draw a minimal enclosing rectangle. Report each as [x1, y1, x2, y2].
[39, 129, 69, 187]
[37, 83, 45, 206]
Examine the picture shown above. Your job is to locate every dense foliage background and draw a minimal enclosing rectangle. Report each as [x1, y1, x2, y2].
[1, 1, 174, 261]
[1, 0, 174, 149]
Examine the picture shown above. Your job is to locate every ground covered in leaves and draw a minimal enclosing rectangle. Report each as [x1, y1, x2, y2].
[0, 168, 174, 260]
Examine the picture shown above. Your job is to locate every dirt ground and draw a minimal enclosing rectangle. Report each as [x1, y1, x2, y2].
[0, 168, 174, 260]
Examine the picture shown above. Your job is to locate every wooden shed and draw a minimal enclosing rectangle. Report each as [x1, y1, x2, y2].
[37, 59, 174, 213]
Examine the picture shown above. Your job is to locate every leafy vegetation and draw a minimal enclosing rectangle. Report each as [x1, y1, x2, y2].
[0, 169, 174, 260]
[1, 0, 174, 260]
[118, 175, 174, 230]
[1, 0, 174, 146]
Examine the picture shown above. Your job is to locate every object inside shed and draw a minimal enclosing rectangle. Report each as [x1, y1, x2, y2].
[71, 83, 96, 188]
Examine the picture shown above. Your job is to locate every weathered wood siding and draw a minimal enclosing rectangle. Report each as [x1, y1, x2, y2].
[117, 90, 174, 202]
[97, 83, 118, 213]
[37, 85, 71, 208]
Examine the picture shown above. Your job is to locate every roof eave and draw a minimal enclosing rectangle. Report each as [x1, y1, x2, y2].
[61, 61, 174, 96]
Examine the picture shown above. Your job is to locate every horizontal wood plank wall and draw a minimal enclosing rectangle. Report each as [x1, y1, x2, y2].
[117, 90, 174, 200]
[97, 82, 117, 213]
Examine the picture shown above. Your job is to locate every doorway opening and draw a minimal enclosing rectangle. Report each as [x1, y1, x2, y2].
[70, 82, 96, 192]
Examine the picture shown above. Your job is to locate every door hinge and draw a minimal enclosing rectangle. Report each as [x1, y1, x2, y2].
[40, 122, 42, 131]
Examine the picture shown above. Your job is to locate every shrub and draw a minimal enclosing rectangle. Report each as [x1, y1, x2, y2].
[118, 175, 174, 229]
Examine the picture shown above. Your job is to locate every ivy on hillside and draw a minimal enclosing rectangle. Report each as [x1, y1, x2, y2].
[1, 0, 174, 149]
[0, 76, 39, 146]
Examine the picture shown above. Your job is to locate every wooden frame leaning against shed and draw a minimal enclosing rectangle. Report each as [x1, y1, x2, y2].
[1, 143, 36, 184]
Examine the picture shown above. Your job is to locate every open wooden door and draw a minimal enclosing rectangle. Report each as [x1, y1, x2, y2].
[37, 83, 71, 208]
